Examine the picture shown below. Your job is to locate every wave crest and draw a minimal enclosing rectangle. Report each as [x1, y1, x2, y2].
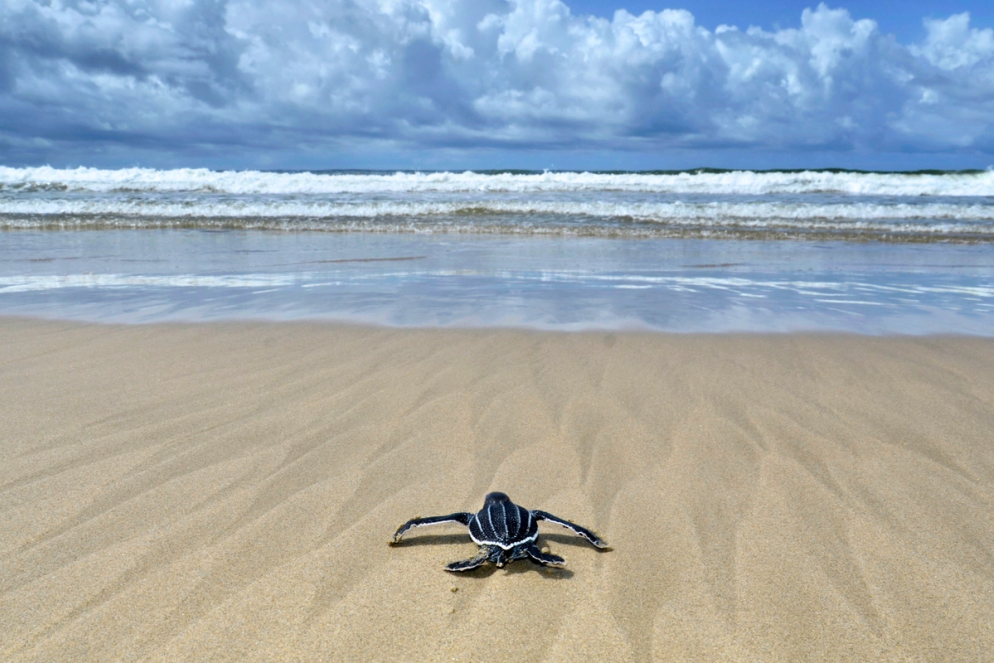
[3, 166, 994, 196]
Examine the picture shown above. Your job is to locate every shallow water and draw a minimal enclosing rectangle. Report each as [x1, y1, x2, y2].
[2, 230, 992, 334]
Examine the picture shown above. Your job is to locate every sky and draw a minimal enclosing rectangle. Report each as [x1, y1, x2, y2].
[569, 0, 994, 43]
[1, 0, 993, 171]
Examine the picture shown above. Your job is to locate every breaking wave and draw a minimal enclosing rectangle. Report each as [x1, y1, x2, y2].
[3, 166, 994, 196]
[3, 166, 994, 242]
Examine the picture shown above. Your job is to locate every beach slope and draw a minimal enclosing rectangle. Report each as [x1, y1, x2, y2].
[2, 319, 993, 661]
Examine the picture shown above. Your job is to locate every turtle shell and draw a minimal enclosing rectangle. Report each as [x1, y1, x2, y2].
[468, 492, 538, 549]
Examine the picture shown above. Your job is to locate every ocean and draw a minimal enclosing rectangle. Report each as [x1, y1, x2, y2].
[2, 166, 993, 333]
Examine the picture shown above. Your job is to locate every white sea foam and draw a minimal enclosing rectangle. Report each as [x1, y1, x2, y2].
[3, 166, 994, 196]
[3, 198, 992, 239]
[3, 197, 993, 220]
[4, 166, 994, 242]
[0, 274, 299, 293]
[4, 271, 991, 300]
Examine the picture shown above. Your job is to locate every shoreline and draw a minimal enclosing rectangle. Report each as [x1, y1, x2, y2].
[4, 312, 994, 337]
[3, 230, 993, 336]
[3, 318, 993, 661]
[4, 311, 994, 340]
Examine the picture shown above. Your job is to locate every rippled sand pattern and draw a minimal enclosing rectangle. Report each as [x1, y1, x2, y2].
[2, 320, 993, 661]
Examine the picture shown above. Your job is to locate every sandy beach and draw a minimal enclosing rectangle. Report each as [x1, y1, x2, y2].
[2, 317, 993, 661]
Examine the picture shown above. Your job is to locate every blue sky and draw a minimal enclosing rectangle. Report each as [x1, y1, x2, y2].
[571, 0, 994, 42]
[1, 0, 993, 171]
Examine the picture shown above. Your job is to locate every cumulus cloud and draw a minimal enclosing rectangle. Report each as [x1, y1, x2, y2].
[1, 0, 993, 164]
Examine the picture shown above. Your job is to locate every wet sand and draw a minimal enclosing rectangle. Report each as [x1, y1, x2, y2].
[2, 318, 993, 661]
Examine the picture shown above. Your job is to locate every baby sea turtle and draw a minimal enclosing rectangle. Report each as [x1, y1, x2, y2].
[391, 491, 609, 571]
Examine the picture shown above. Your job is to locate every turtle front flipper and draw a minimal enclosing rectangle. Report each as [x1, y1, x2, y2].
[523, 543, 566, 568]
[392, 512, 473, 543]
[445, 549, 490, 572]
[531, 510, 610, 549]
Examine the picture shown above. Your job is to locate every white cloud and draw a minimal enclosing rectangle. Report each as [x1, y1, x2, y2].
[914, 12, 994, 69]
[1, 0, 993, 163]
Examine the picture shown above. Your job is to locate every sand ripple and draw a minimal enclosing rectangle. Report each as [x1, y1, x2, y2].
[2, 321, 993, 661]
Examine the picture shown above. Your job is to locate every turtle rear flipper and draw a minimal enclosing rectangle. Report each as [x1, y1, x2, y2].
[524, 544, 566, 568]
[445, 550, 489, 572]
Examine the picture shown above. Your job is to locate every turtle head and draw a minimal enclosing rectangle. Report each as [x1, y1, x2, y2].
[487, 545, 512, 567]
[484, 491, 511, 505]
